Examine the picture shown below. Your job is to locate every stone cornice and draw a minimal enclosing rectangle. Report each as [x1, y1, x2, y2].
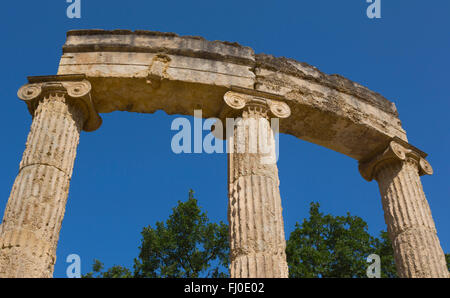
[17, 75, 102, 132]
[359, 137, 433, 181]
[63, 30, 398, 117]
[255, 54, 398, 117]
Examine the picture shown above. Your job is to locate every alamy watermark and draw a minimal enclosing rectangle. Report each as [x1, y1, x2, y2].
[170, 110, 281, 164]
[366, 0, 381, 19]
[65, 1, 380, 20]
[66, 254, 81, 278]
[64, 252, 382, 277]
[66, 0, 81, 19]
[366, 253, 381, 278]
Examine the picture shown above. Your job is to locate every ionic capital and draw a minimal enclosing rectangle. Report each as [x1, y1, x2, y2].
[359, 137, 433, 181]
[17, 74, 102, 132]
[221, 87, 291, 120]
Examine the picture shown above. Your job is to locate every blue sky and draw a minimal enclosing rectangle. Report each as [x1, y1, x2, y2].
[0, 1, 448, 277]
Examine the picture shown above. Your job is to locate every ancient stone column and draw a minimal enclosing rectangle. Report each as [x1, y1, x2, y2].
[359, 138, 449, 278]
[0, 75, 101, 278]
[222, 89, 291, 278]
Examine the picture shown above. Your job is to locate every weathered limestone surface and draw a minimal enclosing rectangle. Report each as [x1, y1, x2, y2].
[0, 76, 100, 277]
[58, 29, 405, 161]
[225, 90, 290, 278]
[360, 140, 449, 278]
[2, 29, 446, 278]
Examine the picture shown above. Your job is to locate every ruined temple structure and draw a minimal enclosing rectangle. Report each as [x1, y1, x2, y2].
[0, 30, 448, 278]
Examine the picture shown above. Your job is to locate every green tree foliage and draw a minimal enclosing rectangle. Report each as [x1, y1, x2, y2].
[285, 202, 397, 278]
[446, 254, 450, 272]
[85, 194, 449, 278]
[84, 190, 229, 278]
[83, 259, 132, 278]
[372, 231, 397, 278]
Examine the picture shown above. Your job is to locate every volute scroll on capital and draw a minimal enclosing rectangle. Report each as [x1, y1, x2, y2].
[222, 90, 291, 119]
[17, 75, 102, 132]
[359, 137, 433, 181]
[212, 88, 291, 140]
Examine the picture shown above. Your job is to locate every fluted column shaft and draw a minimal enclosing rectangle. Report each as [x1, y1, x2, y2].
[223, 90, 290, 278]
[360, 140, 449, 278]
[0, 76, 101, 278]
[0, 94, 83, 277]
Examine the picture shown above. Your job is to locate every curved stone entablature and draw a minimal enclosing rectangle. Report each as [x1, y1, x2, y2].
[58, 29, 406, 161]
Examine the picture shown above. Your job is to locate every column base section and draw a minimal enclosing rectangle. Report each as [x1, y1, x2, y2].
[230, 253, 288, 278]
